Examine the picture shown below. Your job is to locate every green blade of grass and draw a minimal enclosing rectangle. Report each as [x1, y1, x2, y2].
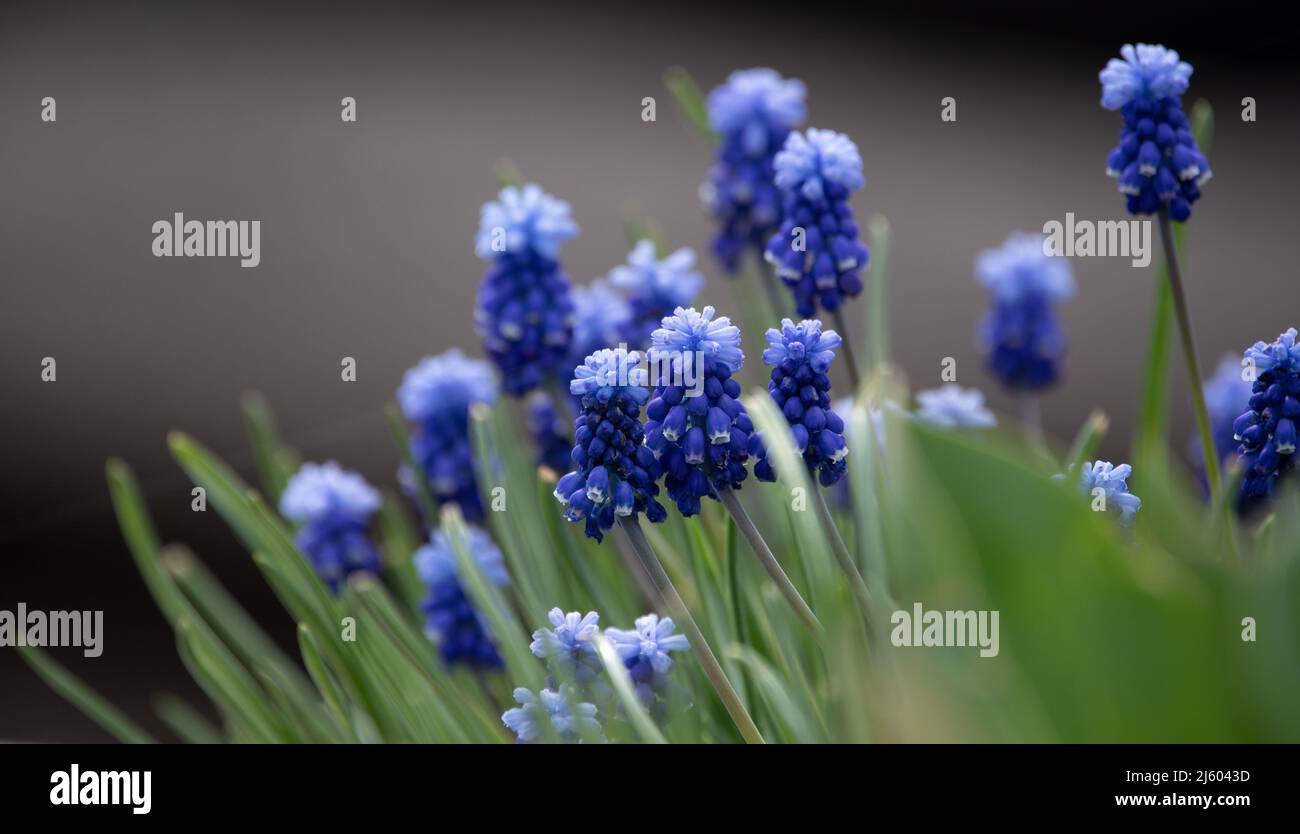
[240, 391, 298, 507]
[18, 647, 156, 744]
[663, 66, 717, 144]
[590, 632, 667, 744]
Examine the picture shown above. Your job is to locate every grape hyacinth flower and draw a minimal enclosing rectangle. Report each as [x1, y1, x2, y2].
[1074, 461, 1143, 526]
[763, 318, 849, 486]
[1100, 44, 1210, 221]
[644, 307, 822, 634]
[975, 232, 1075, 391]
[397, 349, 497, 522]
[764, 128, 869, 318]
[605, 613, 690, 715]
[608, 240, 704, 347]
[530, 608, 603, 690]
[1235, 328, 1300, 509]
[475, 183, 578, 396]
[279, 462, 382, 593]
[414, 526, 508, 668]
[644, 306, 773, 516]
[914, 385, 998, 429]
[554, 348, 667, 542]
[703, 68, 807, 274]
[501, 686, 603, 744]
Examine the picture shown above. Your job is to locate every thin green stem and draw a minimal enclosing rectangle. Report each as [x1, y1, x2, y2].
[717, 487, 823, 637]
[1157, 210, 1221, 501]
[809, 485, 875, 629]
[618, 516, 765, 744]
[831, 307, 863, 392]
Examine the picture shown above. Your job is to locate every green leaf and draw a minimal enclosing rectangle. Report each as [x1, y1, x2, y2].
[18, 647, 155, 744]
[663, 66, 717, 143]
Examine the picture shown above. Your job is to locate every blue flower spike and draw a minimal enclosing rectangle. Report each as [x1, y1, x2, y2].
[414, 526, 509, 668]
[1076, 461, 1143, 526]
[643, 306, 773, 517]
[475, 183, 579, 396]
[703, 68, 807, 274]
[280, 462, 382, 593]
[397, 349, 498, 522]
[763, 318, 850, 486]
[1099, 44, 1210, 221]
[555, 348, 667, 542]
[608, 240, 704, 348]
[1235, 328, 1300, 509]
[501, 686, 603, 744]
[976, 232, 1075, 391]
[1194, 355, 1253, 477]
[765, 128, 870, 318]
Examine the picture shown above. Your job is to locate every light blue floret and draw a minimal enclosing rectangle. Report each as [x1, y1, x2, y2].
[397, 348, 498, 425]
[707, 68, 807, 156]
[773, 128, 865, 202]
[1099, 44, 1192, 110]
[650, 305, 745, 376]
[280, 462, 380, 521]
[475, 183, 579, 260]
[976, 232, 1075, 303]
[914, 385, 997, 429]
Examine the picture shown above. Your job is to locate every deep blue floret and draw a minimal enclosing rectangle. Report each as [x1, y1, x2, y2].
[763, 318, 849, 486]
[765, 129, 869, 317]
[976, 232, 1075, 391]
[397, 349, 497, 522]
[554, 348, 666, 542]
[1099, 44, 1211, 221]
[608, 240, 704, 348]
[643, 306, 774, 516]
[702, 69, 807, 274]
[1234, 328, 1300, 510]
[415, 526, 508, 669]
[527, 392, 576, 475]
[475, 184, 578, 396]
[280, 462, 382, 593]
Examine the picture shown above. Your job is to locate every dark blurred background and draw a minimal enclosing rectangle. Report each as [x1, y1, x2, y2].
[2, 1, 1297, 740]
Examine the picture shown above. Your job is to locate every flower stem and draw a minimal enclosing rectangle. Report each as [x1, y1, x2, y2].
[717, 487, 823, 637]
[831, 307, 863, 392]
[618, 516, 765, 744]
[1156, 210, 1222, 501]
[809, 484, 875, 629]
[1017, 392, 1046, 451]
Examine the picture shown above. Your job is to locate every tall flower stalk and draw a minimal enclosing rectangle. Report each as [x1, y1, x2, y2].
[644, 306, 821, 635]
[1099, 44, 1218, 498]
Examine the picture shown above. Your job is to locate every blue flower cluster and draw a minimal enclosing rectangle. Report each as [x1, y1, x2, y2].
[765, 128, 870, 317]
[1100, 44, 1211, 221]
[530, 608, 603, 689]
[608, 240, 704, 347]
[606, 613, 690, 715]
[703, 68, 806, 274]
[414, 526, 508, 668]
[501, 686, 603, 743]
[1074, 461, 1142, 526]
[554, 348, 667, 542]
[279, 462, 382, 593]
[397, 349, 497, 522]
[914, 385, 998, 429]
[763, 318, 849, 486]
[475, 184, 578, 395]
[1235, 328, 1300, 508]
[975, 232, 1075, 391]
[644, 306, 773, 516]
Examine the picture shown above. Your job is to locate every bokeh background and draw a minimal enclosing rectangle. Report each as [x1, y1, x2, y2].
[2, 0, 1296, 740]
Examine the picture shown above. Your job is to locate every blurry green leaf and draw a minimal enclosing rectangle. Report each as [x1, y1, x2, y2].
[18, 647, 155, 744]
